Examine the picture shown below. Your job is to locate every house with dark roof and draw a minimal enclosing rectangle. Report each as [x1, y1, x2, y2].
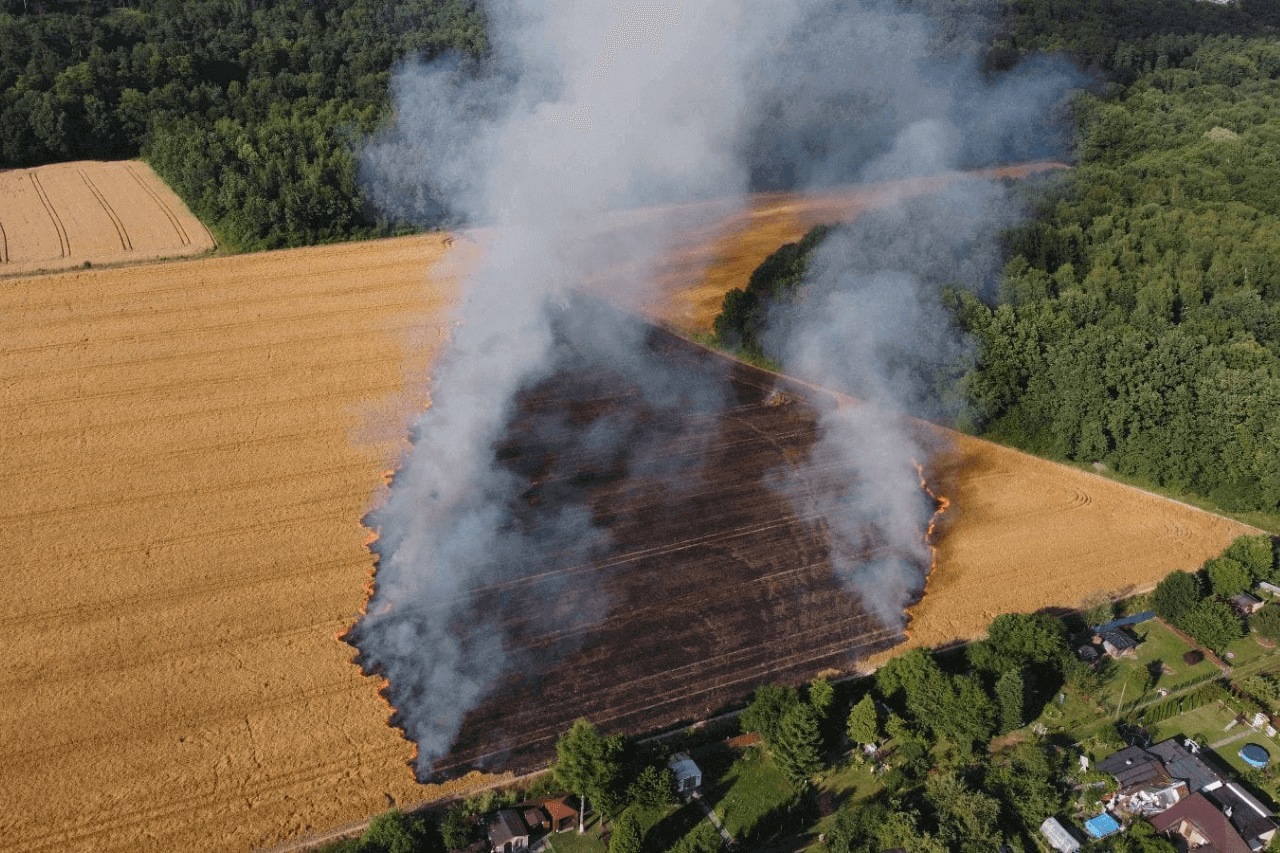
[1232, 593, 1265, 616]
[487, 809, 530, 853]
[1149, 738, 1226, 794]
[1208, 783, 1279, 851]
[1151, 792, 1252, 853]
[1099, 746, 1172, 794]
[1097, 627, 1141, 658]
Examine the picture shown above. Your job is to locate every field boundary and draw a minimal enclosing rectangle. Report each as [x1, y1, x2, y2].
[126, 161, 191, 246]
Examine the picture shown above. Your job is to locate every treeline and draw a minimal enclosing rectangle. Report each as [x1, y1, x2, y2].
[1152, 533, 1279, 652]
[0, 0, 486, 248]
[954, 34, 1280, 514]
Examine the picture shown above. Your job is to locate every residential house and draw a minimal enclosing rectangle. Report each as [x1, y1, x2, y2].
[1149, 737, 1226, 794]
[668, 752, 702, 795]
[1207, 783, 1279, 851]
[487, 809, 530, 853]
[1099, 746, 1173, 795]
[1151, 792, 1252, 853]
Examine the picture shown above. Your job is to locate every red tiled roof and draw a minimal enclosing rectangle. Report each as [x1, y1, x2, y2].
[543, 796, 576, 822]
[1150, 792, 1251, 853]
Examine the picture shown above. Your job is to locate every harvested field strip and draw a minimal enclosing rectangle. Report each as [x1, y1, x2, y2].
[0, 161, 212, 276]
[125, 160, 190, 245]
[28, 170, 70, 257]
[78, 167, 131, 251]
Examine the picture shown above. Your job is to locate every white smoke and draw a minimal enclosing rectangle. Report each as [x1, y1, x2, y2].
[353, 0, 1077, 771]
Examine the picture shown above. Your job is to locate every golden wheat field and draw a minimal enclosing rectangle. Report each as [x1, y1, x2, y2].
[0, 161, 214, 277]
[0, 163, 1257, 852]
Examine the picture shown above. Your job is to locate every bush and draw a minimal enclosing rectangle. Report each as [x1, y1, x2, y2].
[1184, 649, 1205, 666]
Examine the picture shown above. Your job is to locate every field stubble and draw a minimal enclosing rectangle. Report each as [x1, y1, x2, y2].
[0, 161, 1254, 851]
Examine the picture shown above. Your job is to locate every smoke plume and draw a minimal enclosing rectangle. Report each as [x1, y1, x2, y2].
[354, 0, 1076, 771]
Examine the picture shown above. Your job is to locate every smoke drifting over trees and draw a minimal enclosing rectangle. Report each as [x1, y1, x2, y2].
[353, 0, 1076, 773]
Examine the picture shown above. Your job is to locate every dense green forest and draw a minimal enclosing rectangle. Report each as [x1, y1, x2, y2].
[956, 33, 1280, 517]
[715, 0, 1280, 522]
[0, 0, 486, 248]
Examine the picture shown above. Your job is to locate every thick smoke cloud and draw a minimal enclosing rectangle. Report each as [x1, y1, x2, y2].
[354, 0, 1076, 771]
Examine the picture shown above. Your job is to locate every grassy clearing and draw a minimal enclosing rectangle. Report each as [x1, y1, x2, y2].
[1099, 620, 1218, 709]
[546, 828, 608, 853]
[1225, 633, 1276, 670]
[1153, 701, 1239, 744]
[709, 746, 795, 840]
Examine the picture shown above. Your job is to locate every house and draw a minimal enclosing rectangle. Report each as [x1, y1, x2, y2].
[1097, 628, 1140, 658]
[520, 806, 548, 835]
[1149, 737, 1226, 794]
[1151, 792, 1252, 853]
[1099, 746, 1172, 794]
[487, 809, 530, 853]
[541, 796, 577, 833]
[668, 751, 702, 795]
[1208, 783, 1279, 851]
[1233, 593, 1265, 616]
[1040, 817, 1082, 853]
[1258, 581, 1280, 597]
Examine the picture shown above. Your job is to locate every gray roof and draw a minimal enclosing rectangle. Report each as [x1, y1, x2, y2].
[1209, 783, 1276, 847]
[488, 810, 529, 847]
[1100, 629, 1139, 650]
[1150, 738, 1224, 793]
[1099, 746, 1169, 792]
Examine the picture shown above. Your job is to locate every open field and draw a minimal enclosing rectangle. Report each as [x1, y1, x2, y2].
[0, 160, 214, 277]
[0, 163, 1256, 851]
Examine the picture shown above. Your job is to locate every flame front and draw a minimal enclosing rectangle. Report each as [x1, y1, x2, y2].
[906, 460, 952, 637]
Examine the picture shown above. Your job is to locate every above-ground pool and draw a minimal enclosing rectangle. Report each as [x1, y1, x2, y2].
[1240, 743, 1270, 768]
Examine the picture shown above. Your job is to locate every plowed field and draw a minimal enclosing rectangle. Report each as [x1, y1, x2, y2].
[0, 160, 213, 277]
[0, 163, 1255, 852]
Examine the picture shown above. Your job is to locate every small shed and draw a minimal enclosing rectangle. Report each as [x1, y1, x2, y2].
[1085, 812, 1122, 839]
[1233, 593, 1265, 615]
[668, 751, 702, 795]
[542, 796, 577, 833]
[1098, 628, 1140, 658]
[1040, 817, 1082, 853]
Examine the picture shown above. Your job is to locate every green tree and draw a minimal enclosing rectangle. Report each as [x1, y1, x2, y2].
[438, 805, 471, 851]
[626, 764, 675, 809]
[1177, 598, 1243, 654]
[1252, 605, 1280, 641]
[1155, 570, 1202, 622]
[1224, 534, 1276, 582]
[846, 695, 880, 746]
[984, 613, 1068, 668]
[774, 701, 823, 788]
[553, 719, 625, 831]
[608, 808, 643, 853]
[1206, 556, 1251, 597]
[995, 669, 1025, 735]
[740, 683, 800, 746]
[809, 676, 835, 719]
[359, 810, 428, 853]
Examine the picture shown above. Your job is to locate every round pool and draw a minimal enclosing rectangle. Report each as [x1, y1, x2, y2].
[1240, 743, 1270, 768]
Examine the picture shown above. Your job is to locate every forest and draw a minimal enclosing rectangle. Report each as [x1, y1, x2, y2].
[0, 0, 487, 248]
[712, 0, 1280, 522]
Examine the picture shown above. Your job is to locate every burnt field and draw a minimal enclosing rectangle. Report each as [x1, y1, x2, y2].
[352, 301, 932, 779]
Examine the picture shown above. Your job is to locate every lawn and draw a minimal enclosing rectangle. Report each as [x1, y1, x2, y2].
[1099, 619, 1219, 709]
[1153, 701, 1241, 745]
[546, 829, 608, 853]
[1223, 633, 1276, 671]
[710, 746, 797, 840]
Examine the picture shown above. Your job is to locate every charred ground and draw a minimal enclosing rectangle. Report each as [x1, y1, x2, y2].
[351, 300, 934, 780]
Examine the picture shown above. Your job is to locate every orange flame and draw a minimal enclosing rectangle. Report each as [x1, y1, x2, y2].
[907, 460, 952, 637]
